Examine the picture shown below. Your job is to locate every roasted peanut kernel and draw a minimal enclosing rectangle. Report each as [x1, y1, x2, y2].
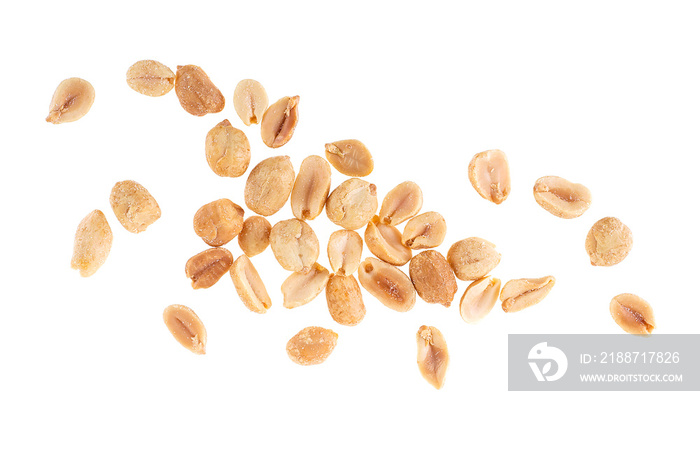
[416, 325, 449, 390]
[233, 79, 269, 126]
[364, 217, 412, 266]
[326, 274, 366, 326]
[174, 64, 225, 116]
[291, 155, 331, 220]
[468, 149, 511, 204]
[326, 178, 378, 230]
[163, 304, 207, 355]
[533, 176, 592, 219]
[238, 216, 272, 257]
[244, 156, 295, 216]
[46, 77, 95, 124]
[500, 276, 556, 313]
[327, 230, 363, 275]
[286, 326, 338, 366]
[109, 180, 161, 233]
[71, 210, 113, 277]
[377, 181, 423, 225]
[185, 247, 234, 289]
[358, 257, 416, 312]
[126, 60, 175, 97]
[409, 250, 458, 307]
[459, 277, 501, 324]
[402, 211, 447, 249]
[324, 139, 374, 177]
[610, 293, 655, 335]
[230, 255, 272, 314]
[261, 95, 299, 148]
[270, 219, 319, 272]
[193, 199, 244, 247]
[282, 263, 330, 309]
[446, 237, 501, 281]
[585, 217, 633, 267]
[205, 119, 251, 178]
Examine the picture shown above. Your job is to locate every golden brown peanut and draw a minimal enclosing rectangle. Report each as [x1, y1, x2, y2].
[533, 176, 592, 219]
[163, 304, 207, 355]
[326, 178, 378, 230]
[286, 326, 338, 366]
[416, 325, 449, 390]
[358, 257, 416, 312]
[409, 250, 458, 307]
[327, 230, 363, 275]
[244, 156, 295, 216]
[193, 199, 244, 247]
[109, 180, 161, 233]
[185, 247, 234, 289]
[174, 64, 225, 116]
[281, 263, 330, 309]
[46, 77, 95, 124]
[205, 119, 251, 178]
[291, 155, 331, 220]
[468, 149, 511, 204]
[459, 277, 501, 324]
[126, 60, 175, 97]
[71, 210, 113, 277]
[233, 79, 269, 125]
[610, 293, 655, 335]
[270, 219, 319, 272]
[238, 216, 272, 257]
[585, 217, 633, 266]
[326, 274, 366, 326]
[261, 95, 299, 148]
[324, 139, 374, 177]
[500, 276, 556, 313]
[402, 211, 447, 249]
[446, 237, 501, 281]
[377, 181, 423, 225]
[364, 217, 411, 266]
[230, 255, 272, 314]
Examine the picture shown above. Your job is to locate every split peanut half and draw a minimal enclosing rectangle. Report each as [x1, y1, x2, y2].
[500, 276, 556, 312]
[244, 156, 295, 216]
[238, 216, 272, 257]
[364, 217, 412, 266]
[610, 293, 655, 335]
[327, 230, 363, 275]
[174, 64, 225, 116]
[468, 149, 511, 204]
[109, 180, 161, 233]
[281, 263, 330, 309]
[533, 176, 592, 219]
[193, 198, 244, 247]
[163, 304, 207, 355]
[459, 277, 501, 324]
[416, 325, 449, 389]
[402, 211, 447, 249]
[324, 139, 374, 177]
[377, 181, 423, 226]
[233, 79, 269, 126]
[230, 255, 272, 314]
[585, 217, 633, 267]
[326, 178, 378, 230]
[446, 237, 501, 281]
[261, 95, 299, 148]
[205, 119, 251, 178]
[46, 77, 95, 124]
[358, 257, 416, 312]
[291, 155, 331, 220]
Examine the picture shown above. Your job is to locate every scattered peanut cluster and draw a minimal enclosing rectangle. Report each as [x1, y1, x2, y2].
[52, 59, 655, 390]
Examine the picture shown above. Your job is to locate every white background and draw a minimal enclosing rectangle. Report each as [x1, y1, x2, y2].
[1, 0, 698, 447]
